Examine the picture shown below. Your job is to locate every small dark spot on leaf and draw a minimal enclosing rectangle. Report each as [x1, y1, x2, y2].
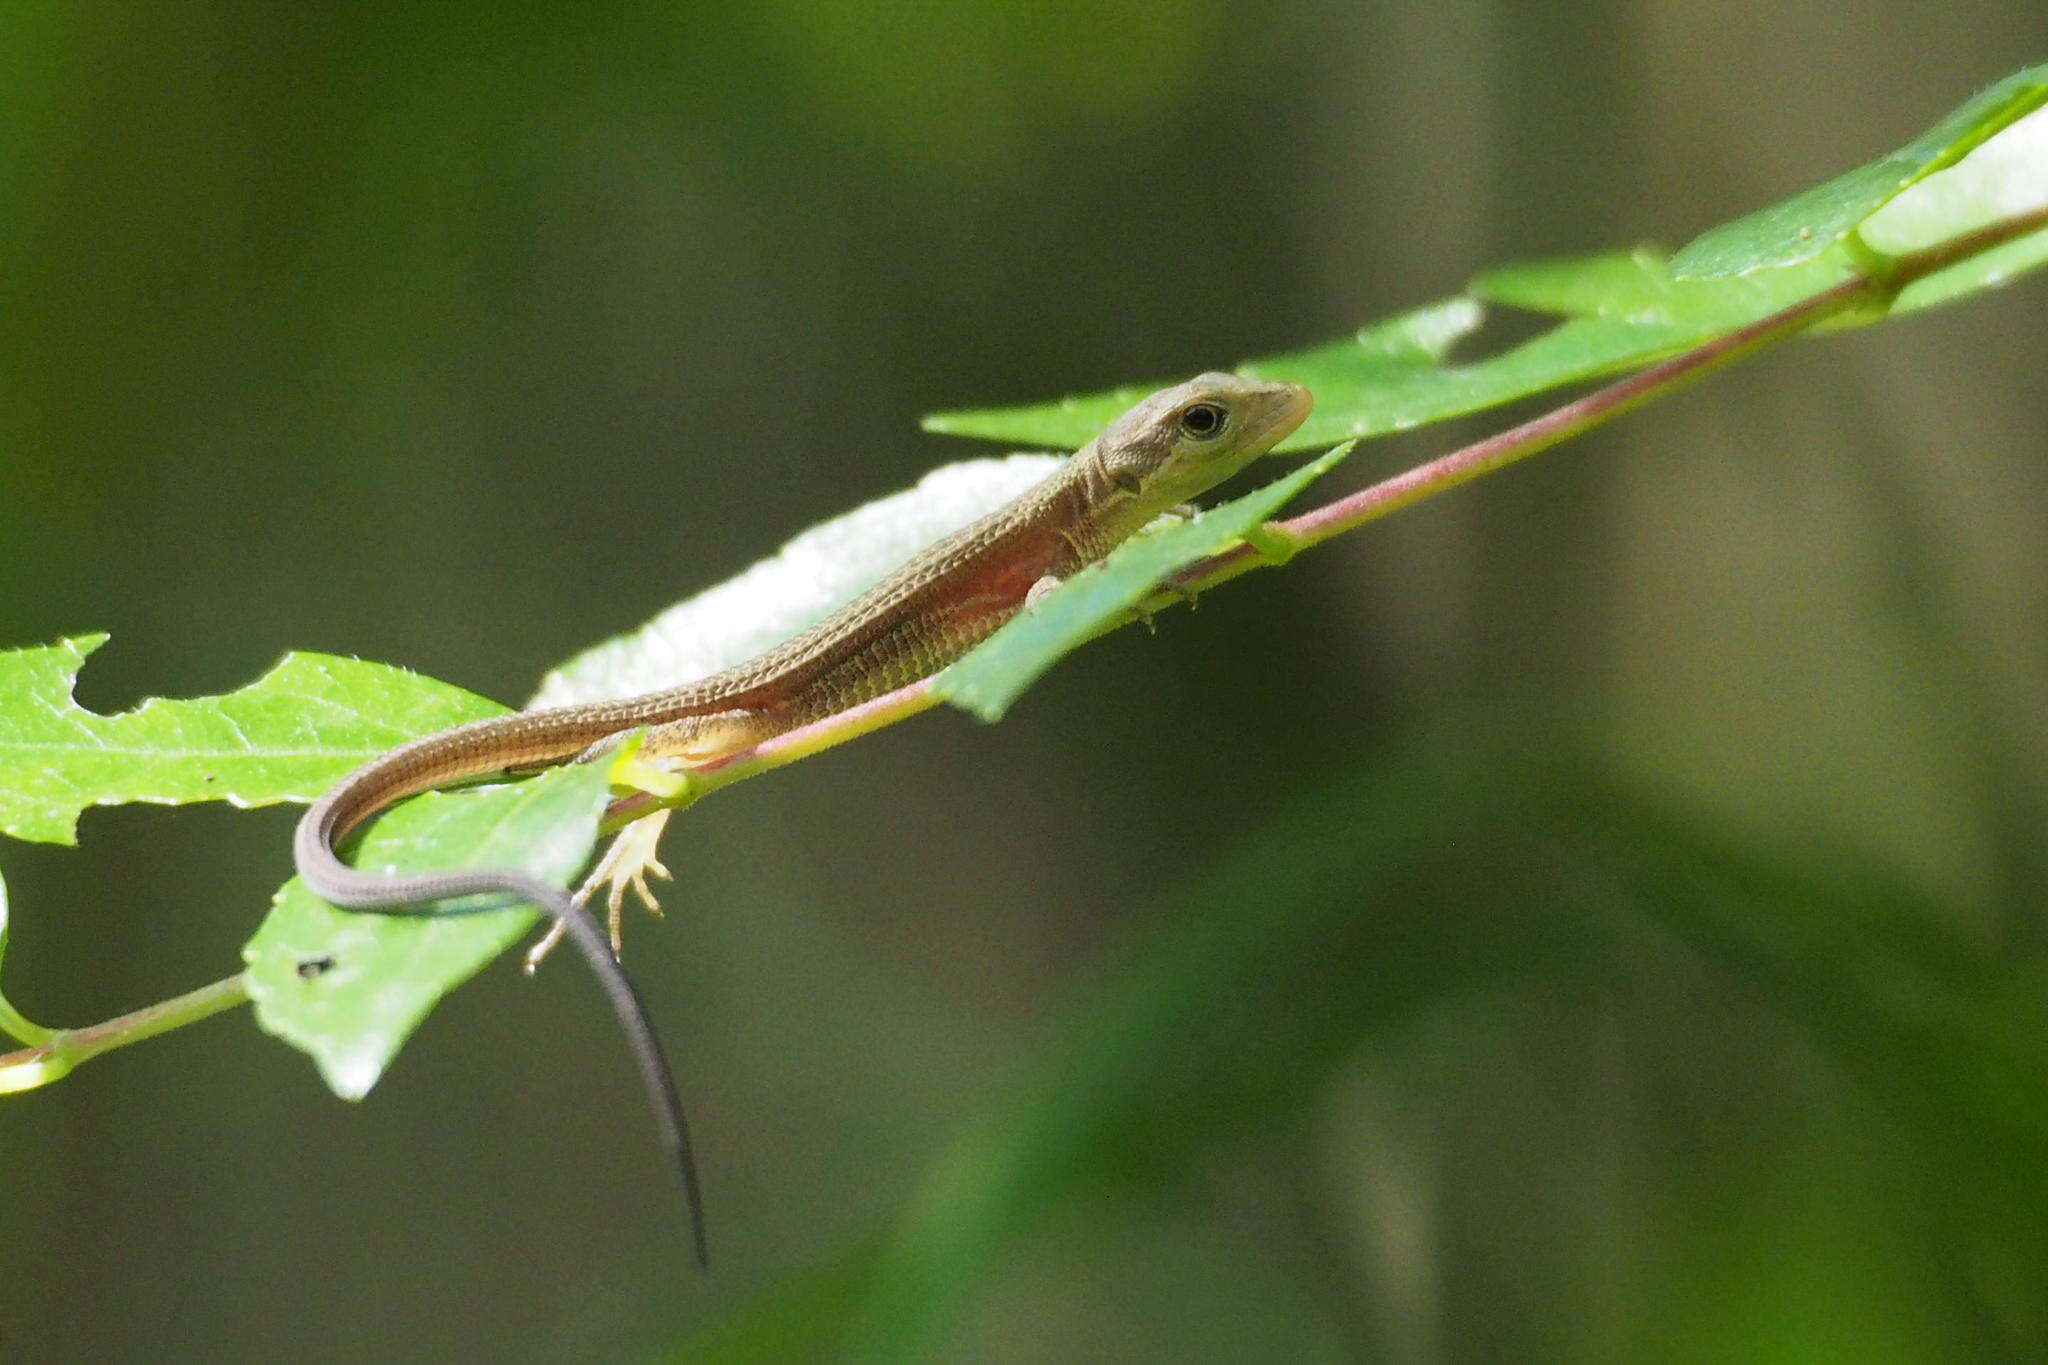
[296, 955, 336, 979]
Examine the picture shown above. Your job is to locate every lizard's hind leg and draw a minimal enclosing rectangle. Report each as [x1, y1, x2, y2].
[523, 709, 770, 973]
[522, 811, 676, 972]
[588, 810, 676, 943]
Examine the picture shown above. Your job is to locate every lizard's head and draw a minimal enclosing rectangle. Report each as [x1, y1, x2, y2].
[1087, 372, 1313, 513]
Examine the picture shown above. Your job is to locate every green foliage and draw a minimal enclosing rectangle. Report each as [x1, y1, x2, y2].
[0, 635, 498, 845]
[927, 65, 2048, 453]
[935, 443, 1352, 721]
[1261, 312, 1706, 446]
[1470, 246, 1859, 328]
[917, 296, 1708, 451]
[1670, 62, 2048, 276]
[244, 761, 614, 1098]
[1860, 103, 2048, 310]
[0, 632, 573, 1095]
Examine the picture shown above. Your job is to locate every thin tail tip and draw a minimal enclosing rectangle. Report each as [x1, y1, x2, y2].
[676, 1137, 712, 1271]
[691, 1223, 712, 1273]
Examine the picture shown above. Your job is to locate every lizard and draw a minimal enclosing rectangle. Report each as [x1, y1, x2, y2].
[292, 371, 1314, 1266]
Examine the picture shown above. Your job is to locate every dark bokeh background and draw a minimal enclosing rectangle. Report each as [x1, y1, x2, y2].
[4, 5, 2046, 1361]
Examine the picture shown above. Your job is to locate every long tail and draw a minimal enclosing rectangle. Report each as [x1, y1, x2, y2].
[293, 733, 709, 1268]
[451, 871, 709, 1271]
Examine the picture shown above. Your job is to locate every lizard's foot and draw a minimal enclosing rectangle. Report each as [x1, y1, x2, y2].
[523, 809, 675, 973]
[588, 809, 676, 950]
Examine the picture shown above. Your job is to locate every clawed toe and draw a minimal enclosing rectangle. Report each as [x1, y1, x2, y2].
[524, 812, 676, 972]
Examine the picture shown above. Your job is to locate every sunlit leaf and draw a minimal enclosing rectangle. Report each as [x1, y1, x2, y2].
[1867, 104, 2048, 311]
[0, 635, 497, 846]
[1256, 312, 1705, 447]
[1470, 246, 1860, 329]
[1670, 62, 2048, 277]
[244, 761, 613, 1099]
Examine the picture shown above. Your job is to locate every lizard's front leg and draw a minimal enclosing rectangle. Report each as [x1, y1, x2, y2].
[1023, 573, 1065, 610]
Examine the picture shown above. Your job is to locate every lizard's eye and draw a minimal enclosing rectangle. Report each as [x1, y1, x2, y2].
[1177, 402, 1226, 438]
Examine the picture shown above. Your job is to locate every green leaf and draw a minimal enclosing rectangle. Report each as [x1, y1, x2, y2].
[1261, 312, 1708, 446]
[243, 761, 614, 1099]
[1600, 101, 2048, 318]
[934, 443, 1351, 722]
[923, 298, 1482, 451]
[0, 635, 500, 846]
[1474, 109, 2048, 333]
[1670, 61, 2048, 278]
[0, 864, 54, 1046]
[1470, 246, 1859, 329]
[924, 297, 1739, 455]
[922, 379, 1164, 453]
[0, 633, 602, 1098]
[936, 74, 2048, 457]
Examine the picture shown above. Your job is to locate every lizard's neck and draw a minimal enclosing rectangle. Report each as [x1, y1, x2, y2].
[1055, 440, 1176, 563]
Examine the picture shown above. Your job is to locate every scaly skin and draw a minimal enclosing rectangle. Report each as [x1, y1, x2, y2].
[292, 371, 1313, 1265]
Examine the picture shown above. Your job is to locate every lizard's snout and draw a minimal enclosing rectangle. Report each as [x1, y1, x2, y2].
[1250, 381, 1313, 446]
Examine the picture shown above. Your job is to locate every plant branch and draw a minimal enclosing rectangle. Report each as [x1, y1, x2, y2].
[0, 990, 55, 1048]
[0, 973, 250, 1093]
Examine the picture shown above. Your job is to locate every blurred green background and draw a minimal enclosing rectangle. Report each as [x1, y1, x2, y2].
[4, 4, 2046, 1361]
